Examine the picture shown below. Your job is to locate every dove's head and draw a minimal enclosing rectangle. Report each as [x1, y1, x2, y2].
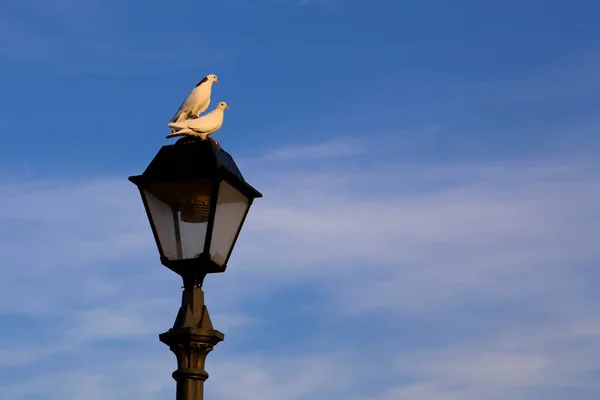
[217, 101, 229, 110]
[196, 74, 218, 87]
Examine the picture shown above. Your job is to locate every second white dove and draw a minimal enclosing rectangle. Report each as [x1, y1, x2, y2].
[166, 102, 229, 139]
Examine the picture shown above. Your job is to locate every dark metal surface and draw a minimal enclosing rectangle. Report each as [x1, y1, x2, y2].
[129, 137, 263, 400]
[129, 138, 262, 275]
[160, 281, 224, 400]
[128, 138, 261, 199]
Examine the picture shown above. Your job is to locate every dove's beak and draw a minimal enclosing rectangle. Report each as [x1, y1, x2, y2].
[215, 78, 219, 84]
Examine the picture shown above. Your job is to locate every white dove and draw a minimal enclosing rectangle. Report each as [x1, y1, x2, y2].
[166, 102, 229, 140]
[169, 74, 218, 126]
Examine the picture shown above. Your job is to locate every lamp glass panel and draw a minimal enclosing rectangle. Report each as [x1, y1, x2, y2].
[177, 212, 208, 259]
[209, 181, 250, 266]
[143, 190, 178, 259]
[144, 180, 213, 261]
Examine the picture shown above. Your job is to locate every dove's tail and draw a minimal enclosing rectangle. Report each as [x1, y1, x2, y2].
[168, 121, 188, 130]
[169, 114, 182, 124]
[166, 128, 196, 139]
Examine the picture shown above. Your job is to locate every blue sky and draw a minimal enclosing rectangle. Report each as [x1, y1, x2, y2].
[0, 0, 600, 399]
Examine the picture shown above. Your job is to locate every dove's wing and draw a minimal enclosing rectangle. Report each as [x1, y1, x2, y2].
[169, 90, 197, 123]
[192, 97, 211, 117]
[185, 111, 222, 133]
[166, 107, 224, 139]
[168, 111, 217, 131]
[170, 81, 213, 123]
[166, 128, 196, 138]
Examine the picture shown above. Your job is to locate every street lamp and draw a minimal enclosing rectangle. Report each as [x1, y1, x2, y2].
[129, 137, 262, 400]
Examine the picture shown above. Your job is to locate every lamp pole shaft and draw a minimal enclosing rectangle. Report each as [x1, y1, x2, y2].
[171, 342, 212, 400]
[160, 280, 224, 400]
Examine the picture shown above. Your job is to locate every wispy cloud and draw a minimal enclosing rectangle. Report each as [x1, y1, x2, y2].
[247, 140, 364, 164]
[0, 356, 174, 400]
[208, 353, 363, 400]
[381, 316, 600, 400]
[0, 141, 599, 399]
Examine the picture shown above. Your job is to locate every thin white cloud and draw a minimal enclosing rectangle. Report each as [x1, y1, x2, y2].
[0, 145, 599, 399]
[0, 356, 175, 400]
[381, 317, 600, 400]
[208, 352, 365, 400]
[245, 140, 364, 164]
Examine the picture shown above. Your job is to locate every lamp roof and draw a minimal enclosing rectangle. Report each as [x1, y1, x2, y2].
[128, 138, 262, 199]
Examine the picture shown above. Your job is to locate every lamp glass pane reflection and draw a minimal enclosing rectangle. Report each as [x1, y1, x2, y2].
[209, 181, 250, 266]
[143, 179, 213, 261]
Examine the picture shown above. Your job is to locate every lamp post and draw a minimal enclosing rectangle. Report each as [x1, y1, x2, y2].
[129, 137, 262, 400]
